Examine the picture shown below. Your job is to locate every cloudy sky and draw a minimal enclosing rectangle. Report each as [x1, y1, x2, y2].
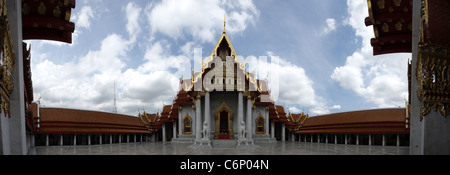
[28, 0, 411, 116]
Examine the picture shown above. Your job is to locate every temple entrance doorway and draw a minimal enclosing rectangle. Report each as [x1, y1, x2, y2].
[214, 101, 234, 139]
[219, 110, 230, 139]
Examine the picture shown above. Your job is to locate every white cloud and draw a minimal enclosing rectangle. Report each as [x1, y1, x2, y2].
[247, 52, 335, 115]
[322, 18, 337, 34]
[124, 2, 142, 42]
[331, 0, 410, 108]
[32, 1, 259, 116]
[288, 107, 301, 113]
[146, 0, 259, 43]
[331, 105, 341, 109]
[74, 6, 94, 29]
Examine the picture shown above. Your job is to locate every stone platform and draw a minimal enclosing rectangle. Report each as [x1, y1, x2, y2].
[28, 141, 410, 155]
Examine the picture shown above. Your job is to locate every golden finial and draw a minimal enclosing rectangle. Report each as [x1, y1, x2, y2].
[223, 14, 226, 33]
[38, 93, 42, 106]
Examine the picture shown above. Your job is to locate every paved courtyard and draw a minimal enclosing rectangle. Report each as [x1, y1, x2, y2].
[28, 141, 409, 155]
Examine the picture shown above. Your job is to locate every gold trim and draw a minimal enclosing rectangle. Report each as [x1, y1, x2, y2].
[377, 0, 385, 9]
[416, 43, 450, 120]
[182, 114, 192, 135]
[186, 24, 262, 95]
[255, 113, 265, 135]
[53, 5, 61, 18]
[395, 22, 402, 31]
[0, 4, 16, 117]
[38, 2, 46, 15]
[367, 0, 379, 38]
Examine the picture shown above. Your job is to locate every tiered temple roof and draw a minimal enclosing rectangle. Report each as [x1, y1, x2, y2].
[288, 108, 409, 135]
[32, 103, 149, 134]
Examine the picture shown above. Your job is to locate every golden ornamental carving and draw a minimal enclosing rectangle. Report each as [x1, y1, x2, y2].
[395, 22, 403, 31]
[0, 1, 16, 117]
[416, 43, 450, 120]
[394, 0, 402, 6]
[382, 23, 389, 32]
[416, 0, 450, 120]
[38, 2, 46, 15]
[53, 5, 61, 18]
[377, 0, 385, 9]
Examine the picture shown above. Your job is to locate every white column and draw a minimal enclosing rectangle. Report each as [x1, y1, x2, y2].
[178, 107, 182, 136]
[88, 135, 91, 145]
[162, 123, 166, 142]
[73, 134, 77, 146]
[326, 134, 328, 144]
[281, 123, 285, 141]
[195, 97, 202, 141]
[335, 134, 337, 144]
[6, 0, 26, 155]
[270, 121, 275, 139]
[238, 92, 244, 139]
[100, 134, 102, 144]
[345, 134, 347, 145]
[265, 108, 269, 137]
[369, 134, 372, 146]
[318, 134, 320, 143]
[150, 134, 155, 142]
[31, 135, 35, 147]
[134, 134, 136, 142]
[173, 121, 177, 140]
[60, 134, 63, 146]
[397, 134, 400, 147]
[356, 135, 359, 145]
[110, 134, 112, 144]
[45, 134, 49, 146]
[382, 134, 386, 146]
[246, 96, 253, 143]
[119, 134, 121, 143]
[205, 92, 211, 140]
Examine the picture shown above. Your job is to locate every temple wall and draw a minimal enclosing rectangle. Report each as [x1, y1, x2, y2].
[180, 105, 196, 136]
[252, 105, 267, 136]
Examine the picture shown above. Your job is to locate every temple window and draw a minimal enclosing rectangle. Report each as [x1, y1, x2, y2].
[256, 114, 265, 134]
[183, 114, 192, 134]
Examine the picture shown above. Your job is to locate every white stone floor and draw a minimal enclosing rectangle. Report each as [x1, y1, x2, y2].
[28, 141, 409, 155]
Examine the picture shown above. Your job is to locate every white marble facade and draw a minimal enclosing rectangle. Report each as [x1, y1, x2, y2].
[175, 91, 271, 143]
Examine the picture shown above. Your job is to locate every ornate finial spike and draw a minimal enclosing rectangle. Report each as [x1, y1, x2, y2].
[223, 14, 226, 33]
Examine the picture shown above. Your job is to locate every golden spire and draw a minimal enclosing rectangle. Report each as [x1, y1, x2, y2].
[223, 14, 226, 33]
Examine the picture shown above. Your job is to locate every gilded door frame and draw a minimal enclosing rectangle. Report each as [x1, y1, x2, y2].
[182, 114, 192, 135]
[214, 100, 234, 139]
[255, 113, 265, 135]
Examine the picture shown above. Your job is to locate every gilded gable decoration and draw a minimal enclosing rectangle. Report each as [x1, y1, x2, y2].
[416, 0, 450, 120]
[0, 0, 16, 117]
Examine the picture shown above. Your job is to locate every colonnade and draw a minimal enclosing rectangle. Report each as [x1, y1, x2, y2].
[37, 133, 159, 147]
[288, 133, 408, 147]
